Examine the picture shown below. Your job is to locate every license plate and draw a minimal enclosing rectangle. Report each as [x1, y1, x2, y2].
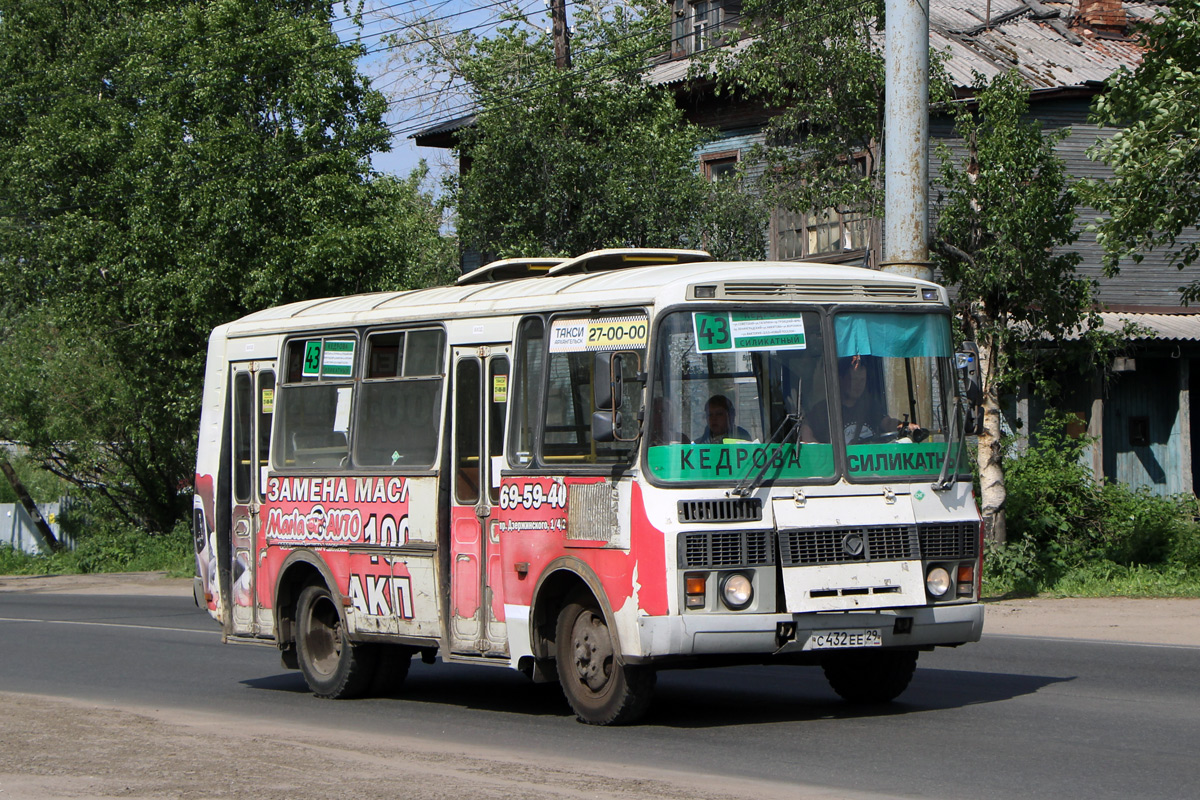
[804, 628, 883, 650]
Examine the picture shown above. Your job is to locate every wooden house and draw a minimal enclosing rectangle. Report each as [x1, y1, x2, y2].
[414, 0, 1200, 496]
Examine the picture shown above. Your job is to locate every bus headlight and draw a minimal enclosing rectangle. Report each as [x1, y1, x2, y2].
[925, 566, 952, 597]
[721, 573, 753, 610]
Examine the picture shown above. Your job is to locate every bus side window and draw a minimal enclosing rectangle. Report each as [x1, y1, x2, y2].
[232, 371, 253, 503]
[455, 359, 481, 503]
[273, 337, 355, 469]
[257, 370, 275, 499]
[354, 328, 445, 469]
[488, 356, 509, 503]
[542, 348, 642, 463]
[508, 317, 545, 467]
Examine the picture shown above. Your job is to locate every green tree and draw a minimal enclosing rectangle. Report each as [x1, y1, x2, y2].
[392, 0, 760, 258]
[707, 0, 886, 233]
[1084, 0, 1200, 298]
[0, 0, 453, 532]
[932, 71, 1098, 543]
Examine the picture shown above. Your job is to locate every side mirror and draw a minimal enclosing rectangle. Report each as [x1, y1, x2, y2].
[592, 410, 620, 443]
[593, 352, 623, 412]
[965, 406, 984, 436]
[957, 342, 983, 405]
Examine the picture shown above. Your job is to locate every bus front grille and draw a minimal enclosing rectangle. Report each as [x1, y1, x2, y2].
[680, 530, 775, 569]
[917, 521, 979, 559]
[677, 498, 763, 523]
[778, 526, 921, 566]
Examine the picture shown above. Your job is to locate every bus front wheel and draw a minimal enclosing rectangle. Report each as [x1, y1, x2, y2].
[821, 649, 918, 704]
[555, 597, 655, 725]
[295, 584, 377, 699]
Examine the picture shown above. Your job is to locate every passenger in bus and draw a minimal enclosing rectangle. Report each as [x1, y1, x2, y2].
[694, 395, 751, 443]
[806, 356, 922, 444]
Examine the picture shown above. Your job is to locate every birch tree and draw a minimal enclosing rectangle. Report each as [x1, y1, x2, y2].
[932, 71, 1097, 543]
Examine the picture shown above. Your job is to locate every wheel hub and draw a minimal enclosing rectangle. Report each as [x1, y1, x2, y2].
[571, 610, 613, 693]
[305, 598, 343, 677]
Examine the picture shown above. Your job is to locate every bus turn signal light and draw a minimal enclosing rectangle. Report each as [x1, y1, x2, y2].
[685, 573, 707, 609]
[957, 565, 975, 597]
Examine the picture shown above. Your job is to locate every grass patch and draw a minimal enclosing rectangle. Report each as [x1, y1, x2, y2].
[0, 518, 193, 577]
[1048, 562, 1200, 598]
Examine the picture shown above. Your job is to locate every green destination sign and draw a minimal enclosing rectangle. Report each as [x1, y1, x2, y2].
[692, 311, 807, 353]
[847, 443, 969, 477]
[301, 339, 356, 378]
[302, 340, 323, 376]
[647, 443, 835, 482]
[321, 340, 355, 377]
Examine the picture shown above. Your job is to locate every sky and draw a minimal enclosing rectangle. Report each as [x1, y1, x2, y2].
[336, 0, 562, 181]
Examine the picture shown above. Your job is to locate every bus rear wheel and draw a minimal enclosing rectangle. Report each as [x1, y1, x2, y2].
[555, 597, 655, 725]
[296, 584, 377, 699]
[370, 645, 414, 696]
[821, 649, 918, 704]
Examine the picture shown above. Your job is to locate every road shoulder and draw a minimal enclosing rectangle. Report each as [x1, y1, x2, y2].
[983, 596, 1200, 647]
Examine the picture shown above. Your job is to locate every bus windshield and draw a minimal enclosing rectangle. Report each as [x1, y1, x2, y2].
[646, 309, 963, 483]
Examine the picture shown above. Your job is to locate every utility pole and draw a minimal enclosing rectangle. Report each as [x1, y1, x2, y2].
[550, 0, 571, 69]
[881, 0, 931, 282]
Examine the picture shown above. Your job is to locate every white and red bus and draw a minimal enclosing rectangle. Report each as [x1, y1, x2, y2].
[193, 249, 985, 725]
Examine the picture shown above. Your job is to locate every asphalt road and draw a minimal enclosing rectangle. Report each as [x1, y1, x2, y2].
[1, 590, 1197, 800]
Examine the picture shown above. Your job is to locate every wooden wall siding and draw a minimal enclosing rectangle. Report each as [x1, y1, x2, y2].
[697, 128, 766, 184]
[929, 97, 1200, 309]
[697, 128, 763, 159]
[1102, 358, 1188, 496]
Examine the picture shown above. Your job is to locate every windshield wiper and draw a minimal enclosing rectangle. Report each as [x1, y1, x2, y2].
[732, 409, 804, 498]
[933, 396, 969, 491]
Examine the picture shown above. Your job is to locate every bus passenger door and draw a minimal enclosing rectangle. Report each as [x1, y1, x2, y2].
[228, 362, 275, 637]
[448, 346, 511, 656]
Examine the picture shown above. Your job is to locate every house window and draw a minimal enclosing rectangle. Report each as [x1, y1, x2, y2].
[773, 206, 870, 260]
[771, 156, 871, 260]
[691, 1, 720, 52]
[674, 0, 737, 56]
[701, 150, 739, 181]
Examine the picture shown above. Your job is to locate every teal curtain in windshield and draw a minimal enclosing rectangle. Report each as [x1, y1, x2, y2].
[834, 313, 952, 358]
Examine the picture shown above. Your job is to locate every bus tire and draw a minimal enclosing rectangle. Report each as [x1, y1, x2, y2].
[295, 584, 377, 699]
[555, 597, 655, 725]
[369, 645, 414, 696]
[821, 649, 918, 704]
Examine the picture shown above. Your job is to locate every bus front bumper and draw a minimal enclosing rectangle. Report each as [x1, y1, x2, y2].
[633, 603, 984, 659]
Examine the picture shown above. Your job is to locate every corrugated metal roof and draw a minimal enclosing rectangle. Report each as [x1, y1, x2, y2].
[409, 113, 476, 143]
[1096, 312, 1200, 341]
[933, 1, 1149, 91]
[414, 2, 1157, 151]
[643, 0, 1154, 93]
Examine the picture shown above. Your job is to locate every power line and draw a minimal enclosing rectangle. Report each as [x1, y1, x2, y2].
[386, 1, 880, 140]
[0, 0, 884, 229]
[0, 0, 558, 110]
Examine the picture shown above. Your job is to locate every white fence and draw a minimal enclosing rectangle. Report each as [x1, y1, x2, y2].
[1, 502, 75, 554]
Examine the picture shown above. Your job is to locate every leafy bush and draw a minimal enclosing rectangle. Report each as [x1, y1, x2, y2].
[0, 456, 70, 504]
[1099, 484, 1194, 566]
[68, 517, 193, 575]
[981, 538, 1043, 597]
[1004, 410, 1104, 553]
[988, 410, 1200, 597]
[0, 505, 192, 577]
